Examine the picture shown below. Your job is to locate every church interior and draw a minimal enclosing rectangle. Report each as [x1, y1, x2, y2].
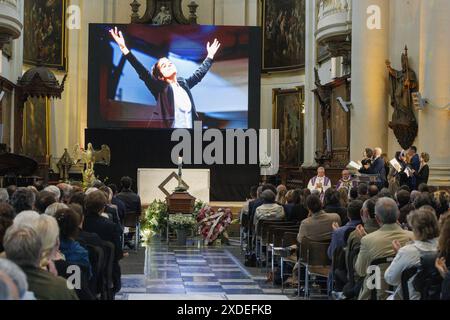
[0, 0, 449, 303]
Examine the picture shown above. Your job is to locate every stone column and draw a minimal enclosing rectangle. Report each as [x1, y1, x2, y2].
[302, 0, 317, 167]
[350, 0, 390, 161]
[417, 0, 450, 186]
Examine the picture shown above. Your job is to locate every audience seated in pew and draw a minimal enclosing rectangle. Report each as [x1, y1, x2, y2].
[238, 176, 449, 300]
[354, 197, 413, 299]
[0, 171, 449, 300]
[3, 227, 78, 300]
[0, 175, 136, 300]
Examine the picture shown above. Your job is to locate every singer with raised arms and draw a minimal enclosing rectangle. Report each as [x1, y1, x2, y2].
[109, 27, 221, 129]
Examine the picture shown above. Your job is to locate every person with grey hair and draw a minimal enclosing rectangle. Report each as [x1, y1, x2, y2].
[3, 226, 78, 300]
[410, 190, 421, 203]
[56, 183, 73, 204]
[13, 211, 40, 229]
[10, 187, 35, 214]
[44, 202, 68, 217]
[0, 258, 35, 300]
[44, 185, 61, 203]
[343, 198, 380, 299]
[0, 188, 9, 203]
[253, 190, 285, 236]
[378, 188, 393, 199]
[385, 208, 439, 300]
[307, 167, 332, 197]
[354, 197, 413, 299]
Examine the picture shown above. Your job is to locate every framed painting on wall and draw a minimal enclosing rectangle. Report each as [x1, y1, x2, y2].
[23, 0, 67, 70]
[262, 0, 305, 73]
[272, 87, 305, 167]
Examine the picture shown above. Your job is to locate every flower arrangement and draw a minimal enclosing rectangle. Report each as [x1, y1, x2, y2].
[197, 206, 233, 245]
[140, 200, 168, 243]
[168, 213, 197, 230]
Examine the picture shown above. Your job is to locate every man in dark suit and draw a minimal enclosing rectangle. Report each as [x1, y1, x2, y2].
[117, 177, 142, 250]
[360, 147, 386, 189]
[245, 184, 277, 260]
[117, 177, 141, 216]
[408, 146, 420, 190]
[83, 191, 123, 294]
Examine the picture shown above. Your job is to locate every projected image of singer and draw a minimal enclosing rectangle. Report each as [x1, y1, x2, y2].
[109, 27, 221, 129]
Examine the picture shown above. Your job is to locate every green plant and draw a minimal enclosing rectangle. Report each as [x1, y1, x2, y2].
[140, 199, 168, 243]
[192, 200, 206, 220]
[168, 213, 196, 230]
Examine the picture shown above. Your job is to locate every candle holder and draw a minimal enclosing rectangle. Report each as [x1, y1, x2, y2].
[175, 159, 188, 192]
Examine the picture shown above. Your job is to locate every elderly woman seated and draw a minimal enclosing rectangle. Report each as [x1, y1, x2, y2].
[384, 207, 439, 300]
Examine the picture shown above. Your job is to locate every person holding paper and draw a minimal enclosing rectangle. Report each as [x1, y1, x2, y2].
[360, 147, 386, 189]
[388, 151, 408, 195]
[308, 167, 332, 197]
[359, 148, 374, 174]
[407, 146, 421, 189]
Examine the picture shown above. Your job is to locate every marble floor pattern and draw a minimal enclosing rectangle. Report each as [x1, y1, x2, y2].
[116, 243, 291, 300]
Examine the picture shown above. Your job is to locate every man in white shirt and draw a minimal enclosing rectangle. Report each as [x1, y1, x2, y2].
[307, 167, 331, 195]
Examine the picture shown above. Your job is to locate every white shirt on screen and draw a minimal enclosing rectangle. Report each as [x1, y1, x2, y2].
[171, 83, 192, 129]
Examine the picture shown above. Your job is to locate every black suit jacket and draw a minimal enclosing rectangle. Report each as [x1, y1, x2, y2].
[248, 198, 264, 231]
[415, 164, 429, 187]
[367, 157, 387, 182]
[77, 229, 104, 248]
[83, 214, 123, 262]
[112, 196, 126, 221]
[117, 189, 142, 215]
[125, 52, 213, 128]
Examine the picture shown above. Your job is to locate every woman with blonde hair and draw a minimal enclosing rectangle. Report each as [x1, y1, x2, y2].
[14, 213, 63, 275]
[34, 215, 62, 275]
[44, 202, 68, 217]
[275, 185, 288, 205]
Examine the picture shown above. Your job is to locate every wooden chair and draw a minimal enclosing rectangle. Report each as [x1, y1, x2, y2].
[265, 222, 299, 275]
[123, 211, 141, 251]
[298, 238, 332, 299]
[368, 256, 395, 300]
[259, 220, 298, 270]
[279, 232, 299, 293]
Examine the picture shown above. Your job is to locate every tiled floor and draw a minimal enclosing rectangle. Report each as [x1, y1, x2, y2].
[116, 241, 292, 300]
